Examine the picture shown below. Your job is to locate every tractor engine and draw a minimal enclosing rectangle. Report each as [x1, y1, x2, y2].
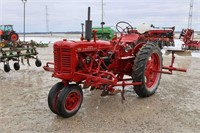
[52, 39, 115, 82]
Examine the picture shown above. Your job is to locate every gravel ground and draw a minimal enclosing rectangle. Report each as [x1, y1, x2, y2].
[0, 45, 200, 133]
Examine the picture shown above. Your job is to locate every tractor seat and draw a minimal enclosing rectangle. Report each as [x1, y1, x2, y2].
[136, 23, 151, 34]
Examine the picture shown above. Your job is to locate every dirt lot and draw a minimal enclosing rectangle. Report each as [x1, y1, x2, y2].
[0, 46, 200, 133]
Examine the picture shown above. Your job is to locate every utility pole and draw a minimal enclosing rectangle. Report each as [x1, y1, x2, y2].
[21, 0, 27, 42]
[100, 0, 105, 37]
[45, 5, 49, 33]
[101, 0, 104, 24]
[188, 0, 194, 29]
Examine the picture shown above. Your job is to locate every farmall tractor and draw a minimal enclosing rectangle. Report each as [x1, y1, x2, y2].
[44, 7, 186, 118]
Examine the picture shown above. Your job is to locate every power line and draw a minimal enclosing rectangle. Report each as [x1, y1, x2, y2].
[188, 0, 193, 29]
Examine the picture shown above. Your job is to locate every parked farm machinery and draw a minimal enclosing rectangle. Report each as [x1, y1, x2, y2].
[44, 7, 186, 118]
[0, 41, 42, 72]
[180, 28, 200, 50]
[0, 25, 42, 72]
[0, 25, 19, 42]
[91, 26, 115, 40]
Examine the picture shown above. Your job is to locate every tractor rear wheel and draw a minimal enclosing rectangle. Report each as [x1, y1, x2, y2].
[9, 32, 19, 42]
[132, 43, 162, 97]
[48, 82, 64, 115]
[56, 84, 83, 118]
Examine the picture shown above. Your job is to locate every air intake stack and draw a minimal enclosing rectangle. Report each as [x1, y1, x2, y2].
[85, 7, 92, 41]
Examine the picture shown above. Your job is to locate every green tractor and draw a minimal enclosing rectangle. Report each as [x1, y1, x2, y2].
[92, 26, 115, 40]
[0, 25, 19, 42]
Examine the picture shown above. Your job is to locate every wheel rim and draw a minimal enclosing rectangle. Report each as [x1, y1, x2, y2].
[145, 53, 161, 89]
[65, 91, 81, 112]
[11, 34, 18, 41]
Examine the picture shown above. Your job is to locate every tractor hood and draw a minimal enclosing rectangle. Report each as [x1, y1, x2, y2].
[54, 39, 113, 52]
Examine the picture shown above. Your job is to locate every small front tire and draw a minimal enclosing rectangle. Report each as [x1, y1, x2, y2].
[57, 84, 83, 118]
[48, 82, 64, 115]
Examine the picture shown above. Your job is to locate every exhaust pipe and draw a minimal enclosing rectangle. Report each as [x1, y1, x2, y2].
[85, 7, 92, 41]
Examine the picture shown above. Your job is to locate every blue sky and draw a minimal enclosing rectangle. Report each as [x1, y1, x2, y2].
[0, 0, 199, 32]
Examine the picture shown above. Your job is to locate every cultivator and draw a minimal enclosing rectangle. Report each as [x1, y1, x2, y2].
[44, 7, 187, 118]
[0, 25, 42, 72]
[180, 28, 200, 50]
[0, 41, 42, 72]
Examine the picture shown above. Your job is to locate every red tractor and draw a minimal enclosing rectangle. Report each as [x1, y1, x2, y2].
[0, 25, 19, 42]
[44, 7, 186, 118]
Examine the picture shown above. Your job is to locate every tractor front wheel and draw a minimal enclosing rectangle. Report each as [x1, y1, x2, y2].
[132, 43, 162, 97]
[48, 82, 64, 115]
[56, 84, 83, 118]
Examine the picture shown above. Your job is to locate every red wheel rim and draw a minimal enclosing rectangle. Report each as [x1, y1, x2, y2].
[65, 91, 81, 112]
[145, 53, 161, 89]
[11, 34, 18, 41]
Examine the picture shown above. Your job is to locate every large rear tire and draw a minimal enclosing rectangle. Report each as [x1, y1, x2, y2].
[48, 82, 64, 115]
[57, 84, 83, 118]
[9, 32, 19, 42]
[132, 43, 162, 97]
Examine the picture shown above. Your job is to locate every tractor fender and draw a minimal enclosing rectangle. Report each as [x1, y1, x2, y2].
[133, 42, 146, 56]
[0, 30, 3, 35]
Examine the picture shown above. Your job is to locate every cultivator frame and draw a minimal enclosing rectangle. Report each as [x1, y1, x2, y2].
[0, 41, 42, 72]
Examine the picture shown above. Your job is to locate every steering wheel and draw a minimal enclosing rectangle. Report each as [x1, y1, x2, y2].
[116, 21, 133, 34]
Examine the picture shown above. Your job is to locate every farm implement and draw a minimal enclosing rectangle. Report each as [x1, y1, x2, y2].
[92, 26, 115, 40]
[44, 7, 187, 118]
[180, 28, 200, 50]
[0, 25, 42, 72]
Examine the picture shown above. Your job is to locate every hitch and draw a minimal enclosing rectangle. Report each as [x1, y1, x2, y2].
[161, 50, 187, 74]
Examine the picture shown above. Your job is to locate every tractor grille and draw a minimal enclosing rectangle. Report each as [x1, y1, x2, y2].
[54, 47, 71, 73]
